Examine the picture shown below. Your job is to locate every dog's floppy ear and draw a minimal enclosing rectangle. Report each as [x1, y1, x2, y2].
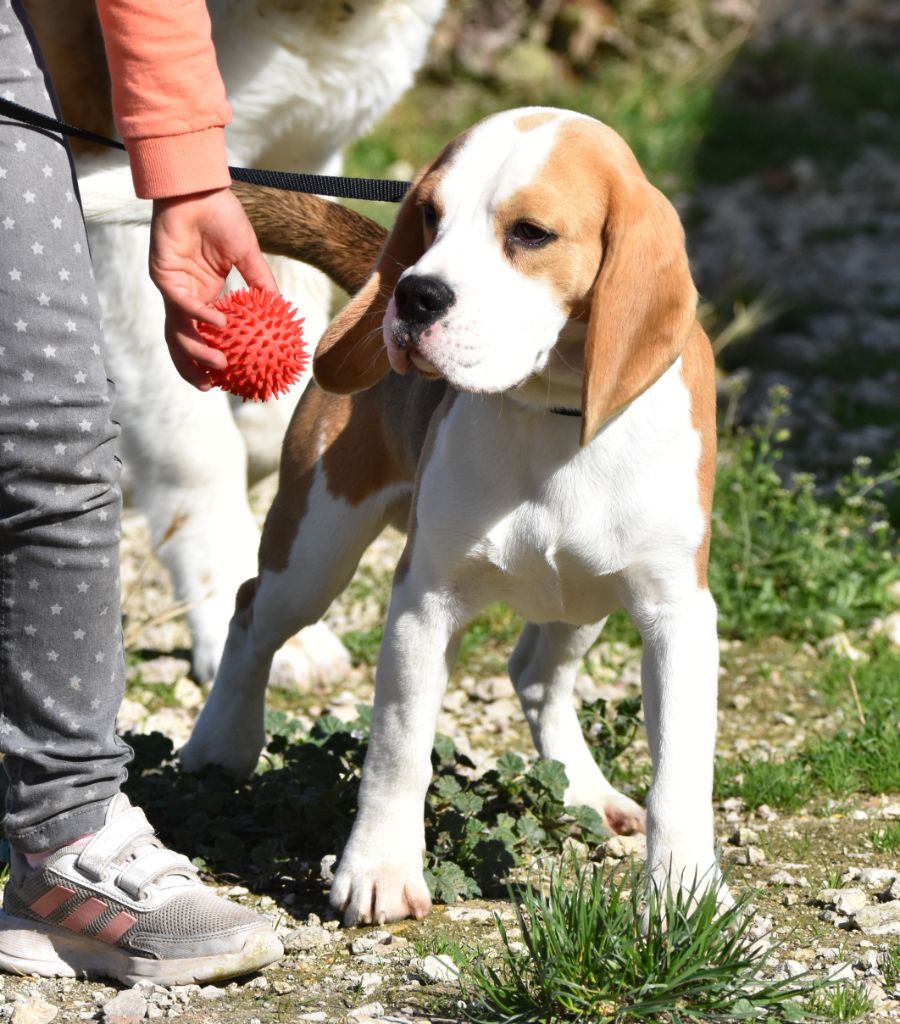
[580, 175, 698, 445]
[313, 178, 427, 395]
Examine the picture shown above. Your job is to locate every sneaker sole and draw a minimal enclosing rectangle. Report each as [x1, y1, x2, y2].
[0, 911, 283, 986]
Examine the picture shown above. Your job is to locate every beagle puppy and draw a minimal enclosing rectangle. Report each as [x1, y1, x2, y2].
[180, 107, 724, 925]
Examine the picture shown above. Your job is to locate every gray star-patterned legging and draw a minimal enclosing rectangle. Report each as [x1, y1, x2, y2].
[0, 1, 131, 854]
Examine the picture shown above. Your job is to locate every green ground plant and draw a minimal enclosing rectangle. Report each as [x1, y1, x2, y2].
[710, 387, 899, 642]
[807, 983, 872, 1023]
[871, 822, 900, 854]
[115, 709, 617, 902]
[714, 645, 900, 809]
[462, 859, 814, 1024]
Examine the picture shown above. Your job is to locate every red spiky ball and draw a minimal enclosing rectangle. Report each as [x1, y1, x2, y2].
[197, 288, 307, 401]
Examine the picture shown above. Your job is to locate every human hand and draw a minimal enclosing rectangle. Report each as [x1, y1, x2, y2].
[149, 187, 278, 389]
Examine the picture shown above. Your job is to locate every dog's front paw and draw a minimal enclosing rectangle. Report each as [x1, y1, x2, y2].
[330, 848, 432, 926]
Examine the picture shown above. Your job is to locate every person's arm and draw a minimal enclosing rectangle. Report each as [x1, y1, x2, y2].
[94, 1, 277, 388]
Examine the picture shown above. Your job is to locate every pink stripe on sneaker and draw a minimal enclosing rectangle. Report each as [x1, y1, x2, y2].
[30, 884, 76, 917]
[94, 911, 138, 944]
[60, 897, 107, 932]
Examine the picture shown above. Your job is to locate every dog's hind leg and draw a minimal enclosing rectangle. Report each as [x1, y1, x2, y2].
[179, 384, 414, 778]
[508, 621, 646, 835]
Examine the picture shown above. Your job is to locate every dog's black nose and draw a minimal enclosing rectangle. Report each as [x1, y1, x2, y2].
[394, 274, 455, 326]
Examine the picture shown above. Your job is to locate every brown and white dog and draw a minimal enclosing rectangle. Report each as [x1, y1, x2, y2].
[180, 107, 724, 925]
[27, 0, 446, 684]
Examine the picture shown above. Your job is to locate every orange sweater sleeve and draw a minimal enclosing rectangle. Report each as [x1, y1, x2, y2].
[94, 0, 233, 199]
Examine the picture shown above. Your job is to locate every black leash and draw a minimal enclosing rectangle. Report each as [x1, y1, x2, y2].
[0, 97, 412, 203]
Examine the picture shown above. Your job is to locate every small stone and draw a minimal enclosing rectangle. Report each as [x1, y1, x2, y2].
[102, 990, 147, 1024]
[819, 909, 839, 923]
[730, 694, 751, 711]
[446, 906, 494, 923]
[11, 998, 59, 1024]
[860, 979, 888, 1009]
[244, 975, 268, 990]
[347, 1002, 384, 1022]
[852, 901, 900, 936]
[349, 930, 391, 955]
[420, 954, 460, 983]
[728, 827, 759, 846]
[832, 888, 868, 915]
[284, 925, 332, 952]
[358, 973, 382, 993]
[739, 845, 766, 866]
[782, 892, 799, 907]
[320, 854, 337, 883]
[769, 870, 809, 888]
[858, 867, 897, 888]
[850, 809, 868, 821]
[299, 1014, 327, 1022]
[602, 833, 647, 860]
[782, 960, 807, 978]
[827, 962, 856, 983]
[272, 981, 295, 996]
[197, 988, 226, 1001]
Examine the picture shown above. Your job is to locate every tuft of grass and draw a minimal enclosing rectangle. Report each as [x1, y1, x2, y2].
[807, 982, 872, 1023]
[463, 859, 814, 1023]
[870, 822, 900, 854]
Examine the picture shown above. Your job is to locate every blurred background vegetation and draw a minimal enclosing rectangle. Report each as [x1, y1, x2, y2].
[346, 0, 900, 497]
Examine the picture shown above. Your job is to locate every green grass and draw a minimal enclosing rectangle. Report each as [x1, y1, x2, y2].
[807, 983, 872, 1023]
[870, 823, 900, 854]
[694, 41, 900, 184]
[710, 388, 899, 642]
[715, 645, 900, 809]
[463, 859, 814, 1023]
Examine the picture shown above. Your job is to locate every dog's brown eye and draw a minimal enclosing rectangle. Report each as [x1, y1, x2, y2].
[421, 203, 438, 232]
[511, 221, 554, 247]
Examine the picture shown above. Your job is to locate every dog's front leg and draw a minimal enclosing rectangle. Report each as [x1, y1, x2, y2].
[331, 584, 461, 926]
[628, 586, 728, 906]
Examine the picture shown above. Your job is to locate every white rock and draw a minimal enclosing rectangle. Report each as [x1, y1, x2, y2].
[420, 954, 460, 983]
[197, 987, 226, 1001]
[602, 833, 647, 859]
[826, 962, 856, 983]
[740, 845, 766, 866]
[782, 960, 807, 978]
[285, 925, 332, 952]
[11, 998, 59, 1024]
[101, 990, 149, 1024]
[858, 867, 897, 888]
[832, 888, 868, 915]
[446, 906, 494, 923]
[852, 901, 900, 936]
[347, 1002, 385, 1022]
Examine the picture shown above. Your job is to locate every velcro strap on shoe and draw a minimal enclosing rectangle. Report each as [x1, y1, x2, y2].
[116, 847, 198, 900]
[76, 807, 157, 880]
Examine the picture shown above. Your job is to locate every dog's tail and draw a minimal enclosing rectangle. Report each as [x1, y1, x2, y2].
[78, 166, 386, 296]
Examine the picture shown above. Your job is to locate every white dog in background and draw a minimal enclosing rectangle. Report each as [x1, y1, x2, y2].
[25, 0, 445, 682]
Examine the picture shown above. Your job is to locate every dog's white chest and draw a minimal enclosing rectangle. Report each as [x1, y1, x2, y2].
[414, 372, 704, 625]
